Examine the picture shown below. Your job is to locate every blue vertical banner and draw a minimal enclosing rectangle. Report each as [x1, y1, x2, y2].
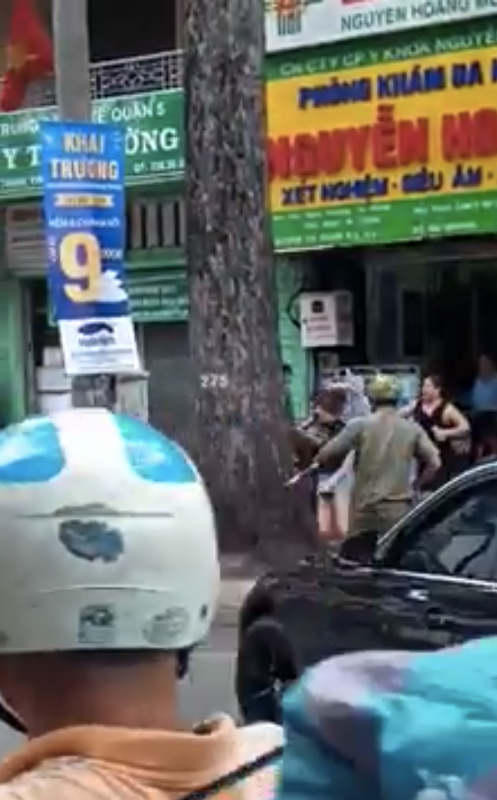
[40, 120, 139, 376]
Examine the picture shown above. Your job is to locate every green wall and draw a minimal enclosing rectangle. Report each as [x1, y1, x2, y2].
[0, 275, 26, 423]
[276, 257, 310, 420]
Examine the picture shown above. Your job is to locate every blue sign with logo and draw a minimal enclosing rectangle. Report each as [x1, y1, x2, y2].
[40, 120, 139, 376]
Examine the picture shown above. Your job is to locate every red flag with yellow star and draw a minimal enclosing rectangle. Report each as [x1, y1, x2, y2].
[0, 0, 54, 112]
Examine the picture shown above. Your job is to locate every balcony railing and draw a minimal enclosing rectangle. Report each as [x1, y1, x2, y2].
[1, 49, 184, 110]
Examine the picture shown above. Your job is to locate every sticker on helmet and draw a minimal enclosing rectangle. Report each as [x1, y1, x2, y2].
[59, 519, 124, 562]
[78, 604, 116, 645]
[143, 608, 190, 644]
[115, 414, 198, 484]
[0, 417, 65, 484]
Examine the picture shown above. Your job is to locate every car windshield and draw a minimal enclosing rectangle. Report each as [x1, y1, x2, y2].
[396, 491, 497, 580]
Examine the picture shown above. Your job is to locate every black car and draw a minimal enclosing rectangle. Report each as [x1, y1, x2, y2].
[236, 460, 497, 723]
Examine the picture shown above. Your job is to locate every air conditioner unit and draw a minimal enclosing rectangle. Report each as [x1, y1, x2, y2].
[299, 291, 354, 349]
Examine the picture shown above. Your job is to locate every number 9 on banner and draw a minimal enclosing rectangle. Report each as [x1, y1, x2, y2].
[59, 232, 102, 303]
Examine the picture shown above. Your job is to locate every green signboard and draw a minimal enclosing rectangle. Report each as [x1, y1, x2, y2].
[128, 271, 188, 322]
[267, 20, 497, 250]
[48, 270, 188, 326]
[271, 193, 497, 250]
[0, 89, 184, 199]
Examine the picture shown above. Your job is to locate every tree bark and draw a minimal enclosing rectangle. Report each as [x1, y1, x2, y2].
[184, 0, 314, 560]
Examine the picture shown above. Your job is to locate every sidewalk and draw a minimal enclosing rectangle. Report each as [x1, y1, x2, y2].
[215, 554, 260, 627]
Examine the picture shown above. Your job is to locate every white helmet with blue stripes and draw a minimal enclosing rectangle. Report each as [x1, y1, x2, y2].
[0, 409, 220, 654]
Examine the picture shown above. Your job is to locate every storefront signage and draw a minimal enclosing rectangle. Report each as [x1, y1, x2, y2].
[265, 0, 497, 53]
[127, 272, 188, 322]
[266, 22, 497, 250]
[0, 89, 183, 200]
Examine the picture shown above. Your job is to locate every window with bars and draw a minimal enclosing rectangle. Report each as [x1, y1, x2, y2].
[127, 197, 185, 251]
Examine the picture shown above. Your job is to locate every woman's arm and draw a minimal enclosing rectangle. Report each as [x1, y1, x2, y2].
[440, 404, 470, 438]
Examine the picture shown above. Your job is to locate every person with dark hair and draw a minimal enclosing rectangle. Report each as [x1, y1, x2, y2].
[293, 387, 347, 541]
[471, 354, 497, 460]
[402, 373, 470, 488]
[472, 354, 497, 412]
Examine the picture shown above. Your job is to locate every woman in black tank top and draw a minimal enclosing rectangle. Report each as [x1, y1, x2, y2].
[414, 395, 447, 440]
[407, 374, 471, 489]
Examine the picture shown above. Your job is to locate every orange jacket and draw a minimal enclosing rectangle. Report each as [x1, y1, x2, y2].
[0, 716, 283, 800]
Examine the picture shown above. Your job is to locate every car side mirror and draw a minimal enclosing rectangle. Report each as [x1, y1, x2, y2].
[338, 530, 379, 565]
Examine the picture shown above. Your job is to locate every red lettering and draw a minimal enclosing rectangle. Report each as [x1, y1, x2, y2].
[442, 108, 497, 161]
[442, 112, 473, 161]
[473, 108, 497, 157]
[397, 118, 429, 166]
[267, 136, 292, 181]
[344, 126, 370, 171]
[267, 130, 347, 180]
[372, 105, 397, 169]
[315, 130, 346, 175]
[293, 133, 319, 178]
[269, 113, 432, 179]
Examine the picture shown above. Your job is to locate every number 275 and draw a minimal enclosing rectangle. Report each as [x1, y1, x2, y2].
[200, 374, 228, 389]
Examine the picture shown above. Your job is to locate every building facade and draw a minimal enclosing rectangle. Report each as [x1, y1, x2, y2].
[2, 0, 497, 429]
[265, 0, 497, 406]
[0, 0, 315, 431]
[0, 0, 193, 434]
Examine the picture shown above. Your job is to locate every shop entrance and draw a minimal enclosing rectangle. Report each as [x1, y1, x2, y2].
[428, 266, 497, 400]
[293, 240, 497, 411]
[368, 241, 497, 404]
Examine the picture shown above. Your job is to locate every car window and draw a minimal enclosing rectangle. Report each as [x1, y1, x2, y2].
[383, 480, 497, 581]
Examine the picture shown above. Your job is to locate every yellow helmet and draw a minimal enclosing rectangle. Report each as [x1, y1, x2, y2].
[368, 374, 400, 403]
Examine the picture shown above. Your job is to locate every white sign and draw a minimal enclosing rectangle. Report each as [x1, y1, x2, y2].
[265, 0, 497, 52]
[300, 291, 354, 348]
[59, 318, 140, 377]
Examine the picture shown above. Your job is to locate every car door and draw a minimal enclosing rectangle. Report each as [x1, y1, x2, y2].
[372, 472, 497, 650]
[272, 549, 389, 669]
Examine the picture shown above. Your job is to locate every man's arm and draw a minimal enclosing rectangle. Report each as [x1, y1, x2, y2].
[315, 420, 363, 471]
[413, 426, 441, 489]
[398, 400, 416, 419]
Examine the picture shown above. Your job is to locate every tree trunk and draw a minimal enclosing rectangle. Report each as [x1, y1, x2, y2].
[184, 0, 315, 560]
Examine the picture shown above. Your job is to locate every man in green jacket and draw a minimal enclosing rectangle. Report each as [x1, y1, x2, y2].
[315, 374, 440, 536]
